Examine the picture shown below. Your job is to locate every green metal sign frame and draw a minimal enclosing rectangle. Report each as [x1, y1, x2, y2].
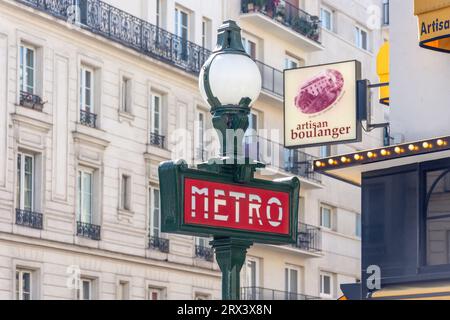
[159, 160, 300, 245]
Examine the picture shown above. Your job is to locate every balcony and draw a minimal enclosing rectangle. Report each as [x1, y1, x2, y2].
[195, 245, 214, 262]
[19, 91, 45, 111]
[80, 110, 97, 128]
[150, 132, 165, 149]
[256, 61, 283, 98]
[244, 135, 322, 187]
[240, 0, 323, 51]
[76, 221, 101, 240]
[241, 287, 320, 300]
[293, 222, 321, 252]
[149, 235, 170, 253]
[15, 208, 43, 230]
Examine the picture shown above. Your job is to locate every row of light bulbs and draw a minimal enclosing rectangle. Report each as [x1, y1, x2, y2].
[315, 139, 448, 168]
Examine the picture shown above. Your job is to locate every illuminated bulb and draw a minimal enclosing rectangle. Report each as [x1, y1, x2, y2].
[437, 139, 446, 146]
[328, 159, 335, 165]
[354, 154, 362, 161]
[367, 152, 375, 158]
[315, 161, 322, 168]
[394, 147, 402, 154]
[380, 149, 389, 156]
[341, 157, 348, 163]
[408, 144, 417, 151]
[422, 142, 432, 149]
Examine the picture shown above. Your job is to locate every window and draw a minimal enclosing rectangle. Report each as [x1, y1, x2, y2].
[195, 293, 211, 300]
[320, 7, 333, 31]
[149, 187, 161, 238]
[197, 111, 206, 159]
[356, 214, 362, 238]
[382, 0, 389, 25]
[246, 258, 259, 288]
[151, 94, 162, 135]
[80, 66, 94, 113]
[285, 267, 299, 299]
[202, 18, 211, 49]
[284, 55, 299, 69]
[121, 76, 131, 113]
[118, 281, 129, 300]
[320, 272, 333, 298]
[320, 145, 331, 158]
[77, 278, 93, 300]
[148, 287, 164, 300]
[16, 152, 34, 211]
[242, 37, 256, 60]
[16, 269, 33, 300]
[19, 44, 35, 94]
[320, 205, 332, 229]
[175, 7, 189, 59]
[355, 26, 368, 50]
[121, 174, 131, 211]
[156, 0, 161, 27]
[77, 169, 93, 224]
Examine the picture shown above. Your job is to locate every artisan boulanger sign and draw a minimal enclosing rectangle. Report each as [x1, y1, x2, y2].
[284, 60, 362, 148]
[159, 160, 300, 244]
[415, 0, 450, 53]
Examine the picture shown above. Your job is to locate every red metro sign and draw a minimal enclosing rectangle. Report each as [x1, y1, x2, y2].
[159, 161, 300, 244]
[184, 178, 290, 235]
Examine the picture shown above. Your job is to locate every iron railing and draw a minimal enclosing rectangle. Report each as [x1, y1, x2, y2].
[293, 222, 322, 252]
[241, 0, 321, 43]
[80, 110, 97, 128]
[149, 235, 170, 253]
[244, 135, 321, 183]
[150, 132, 165, 149]
[382, 1, 389, 25]
[241, 287, 320, 300]
[195, 245, 214, 262]
[76, 221, 101, 240]
[16, 0, 285, 98]
[15, 208, 43, 230]
[19, 91, 45, 111]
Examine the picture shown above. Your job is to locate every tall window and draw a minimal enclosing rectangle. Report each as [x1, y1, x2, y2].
[320, 272, 333, 298]
[356, 214, 362, 238]
[148, 287, 164, 300]
[156, 0, 161, 27]
[320, 205, 332, 229]
[121, 76, 131, 113]
[118, 281, 129, 300]
[355, 26, 368, 50]
[16, 269, 32, 300]
[149, 188, 161, 238]
[242, 37, 256, 60]
[77, 278, 92, 300]
[284, 55, 299, 69]
[121, 174, 131, 211]
[202, 18, 211, 49]
[80, 66, 94, 113]
[19, 45, 35, 94]
[17, 152, 34, 211]
[175, 7, 189, 59]
[246, 259, 259, 288]
[285, 267, 299, 299]
[320, 7, 333, 31]
[77, 169, 93, 224]
[197, 111, 206, 158]
[151, 94, 162, 135]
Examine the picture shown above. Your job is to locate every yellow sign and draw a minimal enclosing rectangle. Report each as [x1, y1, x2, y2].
[376, 42, 389, 106]
[414, 0, 450, 52]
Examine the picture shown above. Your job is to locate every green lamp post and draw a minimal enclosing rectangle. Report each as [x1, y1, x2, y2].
[198, 20, 263, 300]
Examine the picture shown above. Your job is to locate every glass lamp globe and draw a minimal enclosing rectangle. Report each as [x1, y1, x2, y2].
[199, 20, 262, 109]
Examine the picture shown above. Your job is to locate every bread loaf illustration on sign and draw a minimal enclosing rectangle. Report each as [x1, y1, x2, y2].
[294, 69, 345, 114]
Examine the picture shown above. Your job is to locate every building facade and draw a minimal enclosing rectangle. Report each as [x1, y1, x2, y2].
[0, 0, 387, 300]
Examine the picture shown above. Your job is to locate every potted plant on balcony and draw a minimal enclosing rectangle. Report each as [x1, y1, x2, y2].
[275, 1, 285, 22]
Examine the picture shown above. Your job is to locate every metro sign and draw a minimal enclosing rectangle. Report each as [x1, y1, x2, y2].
[159, 161, 300, 244]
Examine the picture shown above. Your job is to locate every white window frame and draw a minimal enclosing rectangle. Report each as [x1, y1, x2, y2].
[16, 269, 33, 300]
[17, 152, 34, 211]
[285, 266, 299, 295]
[284, 54, 300, 69]
[197, 110, 206, 155]
[80, 66, 94, 113]
[151, 93, 162, 135]
[174, 7, 189, 40]
[202, 17, 211, 49]
[246, 257, 260, 288]
[320, 272, 333, 298]
[121, 76, 131, 113]
[149, 187, 161, 238]
[19, 44, 36, 94]
[121, 174, 131, 211]
[320, 6, 333, 31]
[242, 37, 257, 60]
[148, 286, 165, 300]
[355, 25, 369, 50]
[156, 0, 161, 27]
[77, 278, 93, 300]
[118, 280, 130, 300]
[320, 204, 333, 229]
[77, 168, 94, 224]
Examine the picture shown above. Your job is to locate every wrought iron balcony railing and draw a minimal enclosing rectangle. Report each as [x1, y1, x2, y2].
[241, 287, 320, 300]
[76, 221, 101, 240]
[195, 245, 214, 262]
[19, 91, 45, 111]
[15, 208, 43, 230]
[241, 0, 321, 43]
[80, 109, 97, 128]
[149, 235, 170, 253]
[244, 135, 321, 183]
[16, 0, 284, 98]
[150, 132, 165, 149]
[293, 222, 322, 252]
